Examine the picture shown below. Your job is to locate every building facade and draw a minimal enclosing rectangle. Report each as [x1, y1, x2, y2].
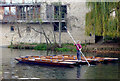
[0, 1, 95, 46]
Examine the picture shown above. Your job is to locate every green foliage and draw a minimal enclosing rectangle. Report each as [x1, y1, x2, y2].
[20, 42, 24, 44]
[8, 45, 13, 48]
[19, 42, 38, 45]
[8, 43, 86, 52]
[51, 2, 62, 6]
[55, 47, 71, 52]
[34, 43, 47, 50]
[62, 43, 74, 47]
[34, 43, 85, 52]
[36, 18, 43, 24]
[54, 47, 77, 52]
[29, 43, 38, 45]
[85, 2, 120, 38]
[73, 49, 77, 52]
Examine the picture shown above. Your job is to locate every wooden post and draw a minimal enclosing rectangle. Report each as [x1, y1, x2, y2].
[33, 6, 35, 19]
[38, 7, 40, 19]
[9, 7, 11, 15]
[26, 7, 28, 20]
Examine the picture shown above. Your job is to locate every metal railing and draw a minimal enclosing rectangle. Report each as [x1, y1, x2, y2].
[1, 13, 66, 23]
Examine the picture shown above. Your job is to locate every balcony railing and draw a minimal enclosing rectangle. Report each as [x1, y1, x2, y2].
[1, 13, 66, 23]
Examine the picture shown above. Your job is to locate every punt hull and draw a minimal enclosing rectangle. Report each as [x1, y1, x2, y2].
[15, 55, 118, 67]
[15, 58, 76, 67]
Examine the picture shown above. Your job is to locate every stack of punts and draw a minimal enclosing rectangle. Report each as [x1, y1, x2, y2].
[15, 55, 118, 67]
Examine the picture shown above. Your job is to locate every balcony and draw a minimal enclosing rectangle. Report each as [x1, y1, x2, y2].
[1, 13, 66, 23]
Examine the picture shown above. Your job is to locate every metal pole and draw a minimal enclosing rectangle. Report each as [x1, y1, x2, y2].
[65, 27, 90, 66]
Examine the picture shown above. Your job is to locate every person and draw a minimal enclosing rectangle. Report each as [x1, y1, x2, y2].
[74, 40, 82, 61]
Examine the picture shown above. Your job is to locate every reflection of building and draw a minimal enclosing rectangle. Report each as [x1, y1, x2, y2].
[0, 0, 95, 46]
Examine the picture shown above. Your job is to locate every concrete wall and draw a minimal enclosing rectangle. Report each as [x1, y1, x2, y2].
[0, 2, 95, 46]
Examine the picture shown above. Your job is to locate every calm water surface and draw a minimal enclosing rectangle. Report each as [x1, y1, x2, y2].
[1, 47, 119, 79]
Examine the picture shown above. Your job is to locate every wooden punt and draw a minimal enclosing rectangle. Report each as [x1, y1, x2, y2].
[15, 56, 76, 67]
[15, 55, 118, 67]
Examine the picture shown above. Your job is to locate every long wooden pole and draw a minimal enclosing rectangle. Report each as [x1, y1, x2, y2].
[65, 27, 90, 66]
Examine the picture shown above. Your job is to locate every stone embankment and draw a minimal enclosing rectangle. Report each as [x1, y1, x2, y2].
[83, 43, 120, 54]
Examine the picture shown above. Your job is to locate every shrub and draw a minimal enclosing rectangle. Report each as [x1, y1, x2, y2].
[34, 44, 47, 50]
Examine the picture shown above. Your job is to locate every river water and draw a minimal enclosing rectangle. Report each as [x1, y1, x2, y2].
[1, 47, 119, 79]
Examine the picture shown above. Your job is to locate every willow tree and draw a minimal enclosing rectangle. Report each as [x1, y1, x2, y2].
[85, 2, 120, 39]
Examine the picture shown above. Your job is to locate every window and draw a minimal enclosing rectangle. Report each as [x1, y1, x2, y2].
[10, 26, 14, 32]
[54, 6, 59, 19]
[26, 26, 31, 32]
[54, 5, 67, 20]
[61, 5, 67, 19]
[46, 5, 53, 19]
[54, 22, 59, 31]
[61, 22, 67, 31]
[46, 5, 67, 20]
[53, 22, 67, 32]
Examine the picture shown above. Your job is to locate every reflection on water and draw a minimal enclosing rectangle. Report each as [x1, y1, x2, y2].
[77, 66, 81, 78]
[1, 47, 119, 79]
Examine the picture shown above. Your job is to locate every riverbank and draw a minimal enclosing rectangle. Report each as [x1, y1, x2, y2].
[8, 43, 120, 54]
[8, 43, 80, 52]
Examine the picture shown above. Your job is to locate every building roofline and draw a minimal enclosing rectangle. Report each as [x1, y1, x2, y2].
[0, 3, 41, 7]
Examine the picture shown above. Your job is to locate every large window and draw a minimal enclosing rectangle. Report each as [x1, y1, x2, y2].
[46, 5, 67, 20]
[46, 4, 67, 32]
[54, 5, 67, 20]
[53, 22, 67, 32]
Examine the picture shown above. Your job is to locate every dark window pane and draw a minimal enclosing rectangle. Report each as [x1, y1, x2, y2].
[61, 5, 67, 19]
[54, 6, 59, 19]
[54, 22, 59, 31]
[54, 22, 67, 32]
[61, 22, 67, 32]
[10, 26, 14, 32]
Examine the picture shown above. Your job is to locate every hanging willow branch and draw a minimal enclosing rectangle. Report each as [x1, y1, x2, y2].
[85, 2, 120, 38]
